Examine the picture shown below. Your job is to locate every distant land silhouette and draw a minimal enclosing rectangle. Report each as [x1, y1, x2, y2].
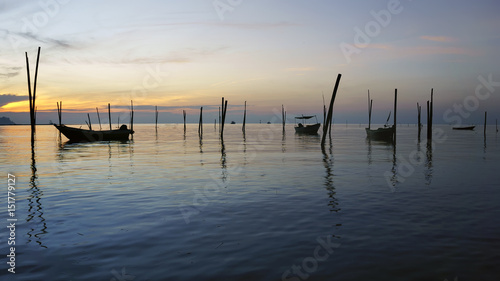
[0, 116, 15, 125]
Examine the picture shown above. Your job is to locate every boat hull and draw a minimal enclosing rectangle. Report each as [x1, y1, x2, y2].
[365, 127, 394, 141]
[54, 124, 133, 142]
[452, 126, 475, 130]
[294, 123, 321, 134]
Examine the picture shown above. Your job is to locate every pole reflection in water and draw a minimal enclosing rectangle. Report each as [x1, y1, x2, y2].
[366, 138, 372, 165]
[321, 137, 342, 245]
[27, 134, 47, 248]
[425, 140, 433, 185]
[220, 139, 227, 182]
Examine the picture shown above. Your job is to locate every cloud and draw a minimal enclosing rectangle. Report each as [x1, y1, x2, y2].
[0, 94, 28, 107]
[420, 36, 456, 43]
[285, 67, 315, 72]
[0, 66, 22, 78]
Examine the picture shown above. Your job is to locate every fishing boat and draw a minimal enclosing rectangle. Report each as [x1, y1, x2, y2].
[452, 126, 475, 130]
[294, 115, 321, 134]
[54, 124, 134, 142]
[365, 90, 397, 142]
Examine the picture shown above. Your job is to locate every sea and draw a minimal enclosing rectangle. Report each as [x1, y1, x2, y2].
[1, 123, 499, 281]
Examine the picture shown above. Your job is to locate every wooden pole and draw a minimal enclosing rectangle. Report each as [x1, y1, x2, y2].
[496, 118, 498, 133]
[198, 107, 203, 135]
[57, 101, 62, 126]
[429, 88, 433, 140]
[87, 113, 92, 130]
[242, 101, 246, 133]
[484, 111, 487, 137]
[183, 110, 186, 133]
[221, 99, 228, 138]
[130, 100, 134, 132]
[32, 47, 41, 126]
[155, 106, 158, 130]
[321, 74, 342, 147]
[282, 105, 285, 132]
[393, 89, 397, 143]
[96, 107, 102, 130]
[417, 102, 421, 140]
[108, 103, 112, 130]
[367, 90, 372, 130]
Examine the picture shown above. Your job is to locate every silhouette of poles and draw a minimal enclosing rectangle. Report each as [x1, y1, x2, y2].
[183, 110, 186, 134]
[96, 107, 102, 130]
[108, 103, 112, 130]
[56, 101, 62, 126]
[393, 89, 397, 144]
[417, 102, 422, 140]
[25, 47, 41, 135]
[220, 97, 228, 139]
[155, 106, 159, 130]
[130, 100, 134, 132]
[242, 101, 246, 133]
[198, 107, 203, 136]
[281, 104, 286, 133]
[86, 113, 92, 130]
[321, 74, 342, 148]
[426, 89, 433, 140]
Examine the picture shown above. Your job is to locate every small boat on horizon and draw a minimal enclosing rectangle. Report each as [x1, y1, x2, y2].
[294, 115, 321, 134]
[452, 125, 475, 130]
[54, 124, 134, 142]
[365, 90, 397, 142]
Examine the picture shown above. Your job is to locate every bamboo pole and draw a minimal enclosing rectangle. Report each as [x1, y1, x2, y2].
[198, 107, 203, 135]
[496, 118, 498, 133]
[108, 103, 112, 130]
[221, 99, 228, 139]
[130, 100, 134, 132]
[393, 89, 397, 143]
[96, 107, 102, 130]
[426, 100, 430, 140]
[282, 105, 285, 133]
[417, 102, 422, 140]
[183, 110, 186, 133]
[155, 106, 159, 130]
[321, 74, 342, 148]
[57, 101, 62, 126]
[242, 101, 246, 133]
[32, 47, 41, 126]
[429, 88, 433, 140]
[87, 113, 92, 130]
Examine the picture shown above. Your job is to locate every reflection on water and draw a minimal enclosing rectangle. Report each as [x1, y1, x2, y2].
[2, 124, 499, 280]
[27, 136, 47, 248]
[425, 140, 433, 185]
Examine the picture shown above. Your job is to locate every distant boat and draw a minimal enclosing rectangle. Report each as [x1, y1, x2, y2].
[54, 124, 134, 142]
[452, 126, 475, 130]
[230, 121, 236, 124]
[365, 89, 396, 142]
[294, 115, 320, 134]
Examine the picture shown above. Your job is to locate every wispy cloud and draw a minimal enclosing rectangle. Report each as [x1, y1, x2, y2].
[420, 36, 456, 43]
[285, 67, 315, 72]
[0, 66, 22, 79]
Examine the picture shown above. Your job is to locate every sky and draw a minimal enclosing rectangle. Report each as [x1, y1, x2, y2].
[1, 0, 499, 125]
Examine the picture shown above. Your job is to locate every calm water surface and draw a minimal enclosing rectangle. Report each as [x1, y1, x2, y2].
[1, 123, 499, 280]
